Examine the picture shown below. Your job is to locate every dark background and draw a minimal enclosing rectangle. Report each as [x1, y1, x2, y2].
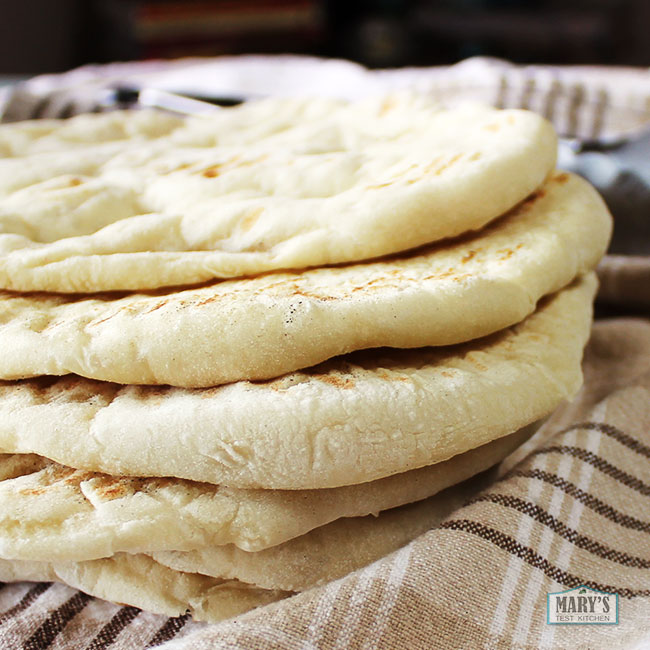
[1, 0, 649, 75]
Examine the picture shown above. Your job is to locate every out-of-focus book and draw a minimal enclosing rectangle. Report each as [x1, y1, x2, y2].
[95, 0, 325, 60]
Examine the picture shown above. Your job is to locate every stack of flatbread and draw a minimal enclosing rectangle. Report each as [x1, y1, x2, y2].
[0, 95, 611, 622]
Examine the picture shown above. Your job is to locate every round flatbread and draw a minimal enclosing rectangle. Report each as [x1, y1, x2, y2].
[0, 173, 610, 387]
[0, 274, 596, 489]
[0, 96, 557, 292]
[0, 471, 492, 621]
[0, 426, 531, 561]
[151, 478, 481, 592]
[0, 553, 287, 623]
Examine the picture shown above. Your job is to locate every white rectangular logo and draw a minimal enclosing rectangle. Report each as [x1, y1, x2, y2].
[547, 586, 618, 625]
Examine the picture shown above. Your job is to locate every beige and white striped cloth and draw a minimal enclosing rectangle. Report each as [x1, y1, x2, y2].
[3, 55, 650, 142]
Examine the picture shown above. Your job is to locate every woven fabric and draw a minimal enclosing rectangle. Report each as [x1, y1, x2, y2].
[3, 56, 650, 141]
[598, 256, 650, 307]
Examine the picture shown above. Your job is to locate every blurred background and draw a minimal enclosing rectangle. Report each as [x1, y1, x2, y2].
[1, 0, 650, 75]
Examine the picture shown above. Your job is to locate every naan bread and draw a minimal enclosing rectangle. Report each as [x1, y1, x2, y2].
[0, 426, 531, 561]
[0, 173, 610, 387]
[0, 553, 287, 622]
[0, 109, 183, 158]
[0, 274, 595, 489]
[0, 473, 487, 620]
[151, 479, 478, 592]
[0, 96, 556, 292]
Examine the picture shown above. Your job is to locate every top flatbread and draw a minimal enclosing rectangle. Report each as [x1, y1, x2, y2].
[0, 96, 556, 292]
[0, 172, 610, 387]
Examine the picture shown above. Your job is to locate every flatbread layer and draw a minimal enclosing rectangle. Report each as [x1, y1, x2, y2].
[0, 96, 557, 292]
[0, 173, 610, 387]
[0, 426, 531, 561]
[151, 478, 479, 592]
[0, 472, 489, 620]
[0, 274, 596, 489]
[0, 553, 287, 622]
